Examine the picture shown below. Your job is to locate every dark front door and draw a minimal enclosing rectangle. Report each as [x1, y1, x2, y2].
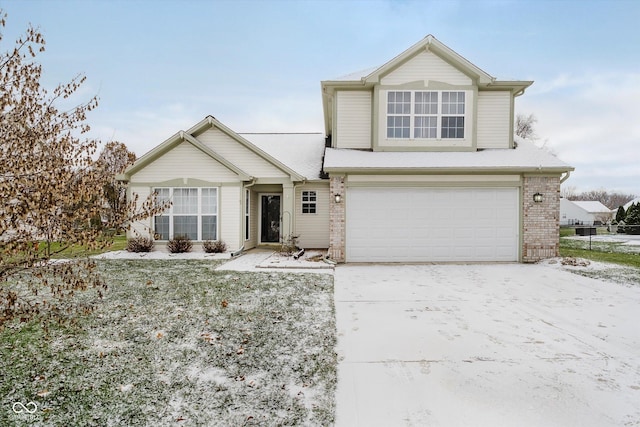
[260, 194, 281, 243]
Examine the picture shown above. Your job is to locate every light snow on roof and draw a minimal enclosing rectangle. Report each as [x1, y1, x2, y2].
[623, 197, 640, 210]
[323, 139, 573, 171]
[571, 201, 611, 213]
[240, 133, 326, 180]
[330, 66, 379, 81]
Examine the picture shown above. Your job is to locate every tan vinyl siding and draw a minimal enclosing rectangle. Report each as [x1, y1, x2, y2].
[381, 51, 472, 86]
[244, 189, 258, 250]
[197, 128, 288, 178]
[336, 91, 372, 149]
[130, 141, 239, 183]
[128, 186, 152, 238]
[477, 91, 511, 149]
[295, 183, 330, 248]
[220, 185, 241, 250]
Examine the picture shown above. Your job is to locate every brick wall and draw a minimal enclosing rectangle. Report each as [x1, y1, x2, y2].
[328, 176, 346, 262]
[522, 175, 561, 262]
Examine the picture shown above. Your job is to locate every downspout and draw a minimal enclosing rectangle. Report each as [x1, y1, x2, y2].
[233, 178, 256, 257]
[560, 171, 571, 184]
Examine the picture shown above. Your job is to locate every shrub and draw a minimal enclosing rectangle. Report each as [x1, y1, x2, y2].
[280, 234, 300, 256]
[167, 235, 193, 253]
[203, 240, 227, 253]
[126, 236, 154, 252]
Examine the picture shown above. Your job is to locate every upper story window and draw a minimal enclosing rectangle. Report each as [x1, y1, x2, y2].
[386, 90, 465, 139]
[302, 191, 317, 214]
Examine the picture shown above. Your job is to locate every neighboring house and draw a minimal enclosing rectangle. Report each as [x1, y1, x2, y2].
[623, 197, 640, 211]
[118, 35, 573, 263]
[560, 199, 612, 225]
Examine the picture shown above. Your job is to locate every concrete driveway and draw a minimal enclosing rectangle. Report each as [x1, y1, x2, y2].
[334, 263, 640, 426]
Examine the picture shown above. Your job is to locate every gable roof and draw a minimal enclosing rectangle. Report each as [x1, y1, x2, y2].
[323, 139, 573, 174]
[117, 128, 251, 182]
[240, 133, 326, 180]
[321, 35, 533, 136]
[623, 197, 640, 210]
[570, 201, 611, 214]
[118, 116, 307, 182]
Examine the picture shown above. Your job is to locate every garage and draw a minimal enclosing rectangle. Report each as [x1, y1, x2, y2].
[346, 187, 519, 262]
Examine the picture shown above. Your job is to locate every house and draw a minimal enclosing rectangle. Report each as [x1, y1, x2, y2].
[118, 35, 573, 263]
[560, 199, 612, 225]
[623, 197, 640, 211]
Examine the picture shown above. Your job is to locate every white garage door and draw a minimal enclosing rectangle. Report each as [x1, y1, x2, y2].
[346, 187, 519, 262]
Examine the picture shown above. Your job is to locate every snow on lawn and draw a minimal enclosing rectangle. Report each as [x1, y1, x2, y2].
[0, 259, 336, 426]
[335, 261, 640, 427]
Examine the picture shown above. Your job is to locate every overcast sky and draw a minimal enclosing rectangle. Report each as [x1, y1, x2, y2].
[3, 0, 639, 194]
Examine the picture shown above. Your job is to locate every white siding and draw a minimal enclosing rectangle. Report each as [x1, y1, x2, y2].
[477, 91, 512, 149]
[381, 51, 472, 85]
[336, 91, 372, 149]
[220, 186, 241, 250]
[245, 189, 258, 249]
[130, 141, 239, 183]
[197, 128, 288, 178]
[295, 183, 330, 249]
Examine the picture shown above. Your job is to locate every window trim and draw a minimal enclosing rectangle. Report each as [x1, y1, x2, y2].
[153, 187, 218, 241]
[301, 190, 317, 214]
[386, 90, 467, 140]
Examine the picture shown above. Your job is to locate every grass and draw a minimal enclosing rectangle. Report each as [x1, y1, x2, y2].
[48, 234, 127, 259]
[559, 227, 640, 269]
[0, 260, 336, 426]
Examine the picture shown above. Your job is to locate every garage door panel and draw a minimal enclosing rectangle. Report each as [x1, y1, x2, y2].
[346, 187, 519, 262]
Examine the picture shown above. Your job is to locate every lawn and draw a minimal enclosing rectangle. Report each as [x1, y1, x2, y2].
[0, 259, 336, 426]
[559, 227, 640, 268]
[559, 227, 640, 284]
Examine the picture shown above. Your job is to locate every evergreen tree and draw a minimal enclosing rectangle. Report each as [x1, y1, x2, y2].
[615, 206, 626, 223]
[625, 203, 640, 235]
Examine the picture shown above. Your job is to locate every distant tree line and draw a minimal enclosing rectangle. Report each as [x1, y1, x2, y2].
[561, 187, 636, 210]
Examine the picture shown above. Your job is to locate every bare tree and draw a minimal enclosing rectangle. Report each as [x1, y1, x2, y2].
[94, 141, 136, 231]
[0, 13, 162, 328]
[567, 188, 636, 210]
[515, 113, 537, 139]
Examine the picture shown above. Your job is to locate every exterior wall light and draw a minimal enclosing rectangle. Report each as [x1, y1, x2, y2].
[533, 192, 543, 203]
[334, 194, 342, 203]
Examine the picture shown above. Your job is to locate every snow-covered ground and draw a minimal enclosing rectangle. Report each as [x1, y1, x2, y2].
[335, 262, 640, 427]
[563, 233, 640, 249]
[94, 248, 334, 273]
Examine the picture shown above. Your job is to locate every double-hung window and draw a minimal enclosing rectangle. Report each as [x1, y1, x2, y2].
[302, 191, 317, 214]
[153, 187, 218, 240]
[386, 90, 466, 139]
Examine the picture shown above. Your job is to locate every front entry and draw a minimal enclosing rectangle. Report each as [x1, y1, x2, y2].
[260, 194, 281, 243]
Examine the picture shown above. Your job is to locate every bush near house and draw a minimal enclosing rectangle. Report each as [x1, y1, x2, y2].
[203, 240, 227, 253]
[167, 235, 193, 253]
[126, 237, 154, 253]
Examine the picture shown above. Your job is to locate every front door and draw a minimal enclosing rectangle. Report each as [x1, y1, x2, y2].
[260, 194, 281, 243]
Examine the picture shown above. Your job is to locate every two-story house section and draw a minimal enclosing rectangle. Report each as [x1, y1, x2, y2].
[119, 35, 572, 263]
[322, 35, 573, 263]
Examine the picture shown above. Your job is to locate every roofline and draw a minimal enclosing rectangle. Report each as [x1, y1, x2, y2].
[118, 130, 253, 182]
[363, 35, 495, 85]
[200, 116, 305, 182]
[323, 166, 575, 174]
[118, 115, 306, 183]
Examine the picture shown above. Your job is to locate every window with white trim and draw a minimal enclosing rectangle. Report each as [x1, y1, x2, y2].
[153, 187, 218, 240]
[302, 191, 317, 214]
[386, 90, 466, 139]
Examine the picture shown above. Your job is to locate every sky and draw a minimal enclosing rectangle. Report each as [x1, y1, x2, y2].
[2, 0, 639, 195]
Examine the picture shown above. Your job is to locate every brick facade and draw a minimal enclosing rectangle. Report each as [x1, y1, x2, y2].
[522, 175, 561, 262]
[328, 176, 346, 262]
